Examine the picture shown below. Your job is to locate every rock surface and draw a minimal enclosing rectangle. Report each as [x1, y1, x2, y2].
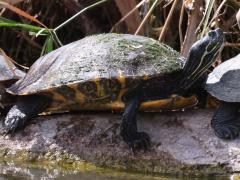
[0, 109, 239, 175]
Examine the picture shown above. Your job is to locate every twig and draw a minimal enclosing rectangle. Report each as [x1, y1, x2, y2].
[135, 0, 160, 35]
[54, 0, 108, 32]
[181, 0, 203, 57]
[224, 42, 240, 47]
[0, 48, 28, 69]
[208, 0, 227, 27]
[224, 31, 240, 35]
[0, 1, 47, 28]
[222, 11, 239, 31]
[227, 0, 240, 9]
[13, 29, 42, 50]
[52, 0, 109, 47]
[163, 0, 174, 8]
[113, 0, 146, 33]
[52, 30, 63, 47]
[110, 1, 143, 32]
[178, 0, 184, 45]
[237, 9, 240, 29]
[3, 0, 26, 5]
[141, 0, 150, 36]
[158, 0, 180, 41]
[198, 0, 216, 38]
[0, 8, 5, 15]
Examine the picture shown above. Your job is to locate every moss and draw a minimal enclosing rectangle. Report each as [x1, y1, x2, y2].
[0, 147, 231, 178]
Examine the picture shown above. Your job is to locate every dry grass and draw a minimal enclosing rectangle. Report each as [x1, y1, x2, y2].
[0, 0, 239, 66]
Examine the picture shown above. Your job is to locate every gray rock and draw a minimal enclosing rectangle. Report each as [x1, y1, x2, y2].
[0, 109, 239, 175]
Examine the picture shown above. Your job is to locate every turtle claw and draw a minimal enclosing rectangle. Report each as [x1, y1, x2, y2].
[2, 118, 18, 135]
[211, 101, 240, 140]
[2, 105, 28, 135]
[123, 131, 151, 151]
[213, 121, 240, 140]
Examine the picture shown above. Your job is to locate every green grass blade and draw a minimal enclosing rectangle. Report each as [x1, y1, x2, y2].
[0, 17, 49, 35]
[41, 36, 55, 56]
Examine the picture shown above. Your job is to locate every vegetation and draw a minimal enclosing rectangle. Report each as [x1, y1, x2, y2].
[0, 0, 239, 68]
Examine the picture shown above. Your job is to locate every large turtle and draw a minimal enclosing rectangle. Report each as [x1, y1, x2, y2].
[3, 29, 224, 149]
[206, 54, 240, 140]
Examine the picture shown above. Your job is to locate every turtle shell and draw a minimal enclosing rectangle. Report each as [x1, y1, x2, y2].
[7, 33, 187, 112]
[0, 49, 25, 82]
[206, 54, 240, 102]
[0, 49, 25, 109]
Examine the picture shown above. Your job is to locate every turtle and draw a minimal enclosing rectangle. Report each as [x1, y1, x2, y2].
[0, 49, 25, 110]
[3, 28, 224, 149]
[206, 54, 240, 140]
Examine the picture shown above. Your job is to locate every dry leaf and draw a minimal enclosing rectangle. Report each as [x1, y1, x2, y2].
[0, 1, 46, 28]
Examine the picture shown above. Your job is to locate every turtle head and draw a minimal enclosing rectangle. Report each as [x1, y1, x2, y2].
[181, 28, 224, 89]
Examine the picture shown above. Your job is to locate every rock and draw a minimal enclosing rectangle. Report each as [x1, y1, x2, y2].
[0, 109, 239, 175]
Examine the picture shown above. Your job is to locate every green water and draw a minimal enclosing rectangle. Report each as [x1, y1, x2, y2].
[0, 162, 232, 180]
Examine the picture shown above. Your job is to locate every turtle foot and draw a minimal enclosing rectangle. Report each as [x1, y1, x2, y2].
[121, 131, 151, 150]
[212, 120, 240, 140]
[211, 101, 240, 140]
[2, 105, 27, 134]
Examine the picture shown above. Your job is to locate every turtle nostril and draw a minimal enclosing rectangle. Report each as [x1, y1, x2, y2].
[208, 31, 216, 38]
[215, 28, 224, 36]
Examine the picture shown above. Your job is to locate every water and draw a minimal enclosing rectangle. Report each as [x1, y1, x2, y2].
[0, 162, 232, 180]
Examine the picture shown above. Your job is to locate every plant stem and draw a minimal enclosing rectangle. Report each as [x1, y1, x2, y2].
[158, 0, 180, 41]
[54, 0, 108, 32]
[198, 0, 216, 38]
[135, 0, 160, 35]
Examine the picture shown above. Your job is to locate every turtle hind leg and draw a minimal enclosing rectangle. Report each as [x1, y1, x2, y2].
[212, 101, 240, 140]
[3, 95, 51, 134]
[121, 95, 151, 150]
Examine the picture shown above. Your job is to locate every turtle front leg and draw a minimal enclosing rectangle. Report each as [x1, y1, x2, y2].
[3, 95, 50, 134]
[212, 101, 240, 140]
[121, 97, 151, 150]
